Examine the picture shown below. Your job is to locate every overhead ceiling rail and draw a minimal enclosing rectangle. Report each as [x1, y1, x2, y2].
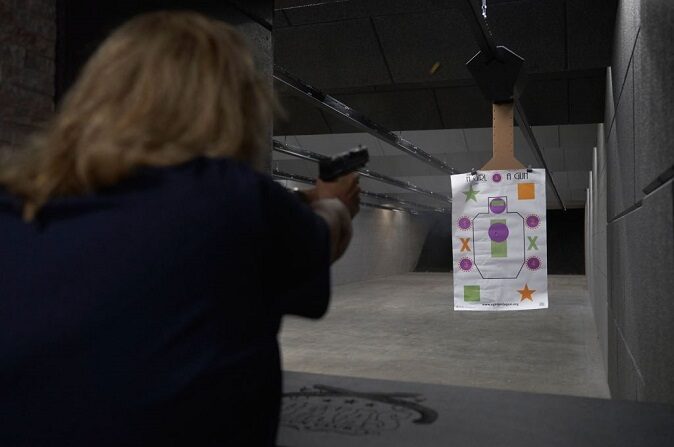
[513, 103, 566, 210]
[463, 0, 500, 61]
[272, 169, 446, 214]
[273, 66, 457, 175]
[458, 0, 566, 211]
[273, 139, 452, 205]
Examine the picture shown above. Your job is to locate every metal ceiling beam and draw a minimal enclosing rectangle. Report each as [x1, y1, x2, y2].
[273, 139, 452, 204]
[274, 66, 457, 175]
[459, 0, 566, 211]
[272, 169, 446, 215]
[460, 0, 500, 61]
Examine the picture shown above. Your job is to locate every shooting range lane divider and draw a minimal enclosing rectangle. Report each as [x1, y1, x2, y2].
[458, 0, 566, 211]
[273, 140, 452, 206]
[272, 169, 445, 215]
[274, 66, 457, 176]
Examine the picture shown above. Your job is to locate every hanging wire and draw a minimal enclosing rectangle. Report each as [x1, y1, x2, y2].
[482, 0, 487, 18]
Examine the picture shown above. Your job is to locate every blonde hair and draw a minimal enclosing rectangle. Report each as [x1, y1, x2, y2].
[0, 11, 273, 221]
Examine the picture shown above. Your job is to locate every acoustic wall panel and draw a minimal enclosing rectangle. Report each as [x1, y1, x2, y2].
[566, 0, 617, 70]
[633, 0, 674, 196]
[617, 181, 674, 403]
[607, 64, 635, 220]
[274, 19, 392, 89]
[610, 0, 640, 106]
[372, 8, 475, 83]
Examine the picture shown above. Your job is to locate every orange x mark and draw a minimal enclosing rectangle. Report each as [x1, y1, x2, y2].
[460, 237, 471, 252]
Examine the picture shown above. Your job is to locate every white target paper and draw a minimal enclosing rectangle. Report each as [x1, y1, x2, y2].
[451, 169, 548, 311]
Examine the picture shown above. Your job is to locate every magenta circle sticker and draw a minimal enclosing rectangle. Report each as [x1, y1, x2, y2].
[489, 198, 506, 214]
[492, 173, 502, 183]
[457, 216, 471, 230]
[488, 223, 509, 242]
[526, 214, 540, 229]
[526, 256, 541, 270]
[459, 258, 473, 271]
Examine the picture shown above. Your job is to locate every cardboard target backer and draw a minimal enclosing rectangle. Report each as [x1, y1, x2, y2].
[451, 169, 548, 311]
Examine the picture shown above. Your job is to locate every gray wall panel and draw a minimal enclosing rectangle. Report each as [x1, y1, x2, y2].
[616, 332, 641, 400]
[611, 0, 640, 106]
[620, 181, 674, 403]
[607, 216, 627, 326]
[594, 269, 609, 375]
[607, 63, 635, 220]
[564, 147, 593, 172]
[605, 124, 623, 220]
[536, 145, 564, 172]
[633, 0, 674, 196]
[608, 308, 618, 395]
[446, 151, 491, 174]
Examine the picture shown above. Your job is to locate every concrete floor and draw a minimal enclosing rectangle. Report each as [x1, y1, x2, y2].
[280, 273, 610, 399]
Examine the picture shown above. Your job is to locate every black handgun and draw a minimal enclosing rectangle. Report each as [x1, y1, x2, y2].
[318, 146, 369, 181]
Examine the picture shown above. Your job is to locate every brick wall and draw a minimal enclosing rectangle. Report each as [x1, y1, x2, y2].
[0, 0, 56, 151]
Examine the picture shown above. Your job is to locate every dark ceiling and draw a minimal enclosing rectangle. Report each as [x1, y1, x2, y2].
[273, 0, 617, 135]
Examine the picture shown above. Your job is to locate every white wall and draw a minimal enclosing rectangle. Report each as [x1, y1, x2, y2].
[331, 208, 431, 285]
[275, 179, 433, 286]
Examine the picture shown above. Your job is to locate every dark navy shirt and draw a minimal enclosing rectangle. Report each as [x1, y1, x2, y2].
[0, 157, 331, 446]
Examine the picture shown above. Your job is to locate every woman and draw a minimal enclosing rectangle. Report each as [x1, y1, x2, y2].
[0, 11, 359, 446]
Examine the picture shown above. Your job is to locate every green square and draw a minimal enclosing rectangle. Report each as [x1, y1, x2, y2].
[464, 285, 480, 302]
[490, 219, 507, 258]
[491, 241, 507, 257]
